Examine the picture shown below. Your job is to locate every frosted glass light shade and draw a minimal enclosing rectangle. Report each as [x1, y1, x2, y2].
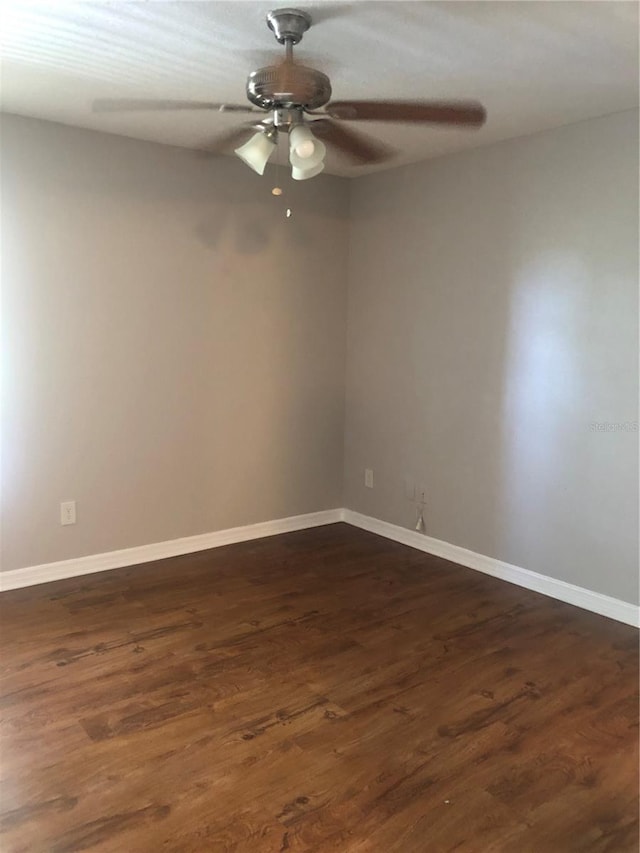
[291, 161, 325, 181]
[289, 125, 326, 170]
[235, 131, 276, 175]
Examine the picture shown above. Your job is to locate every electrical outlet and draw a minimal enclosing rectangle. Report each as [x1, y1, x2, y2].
[60, 500, 76, 526]
[364, 468, 374, 489]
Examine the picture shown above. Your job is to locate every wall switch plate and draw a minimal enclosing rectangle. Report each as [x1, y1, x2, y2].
[60, 500, 76, 526]
[365, 468, 374, 489]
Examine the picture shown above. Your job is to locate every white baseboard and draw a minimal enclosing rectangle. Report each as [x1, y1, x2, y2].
[343, 509, 639, 628]
[3, 506, 637, 628]
[0, 508, 344, 592]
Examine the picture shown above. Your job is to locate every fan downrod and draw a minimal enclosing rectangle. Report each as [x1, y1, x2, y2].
[266, 8, 312, 45]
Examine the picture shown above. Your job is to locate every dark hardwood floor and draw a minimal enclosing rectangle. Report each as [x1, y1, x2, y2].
[0, 523, 637, 852]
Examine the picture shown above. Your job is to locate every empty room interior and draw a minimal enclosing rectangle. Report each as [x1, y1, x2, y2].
[1, 1, 639, 851]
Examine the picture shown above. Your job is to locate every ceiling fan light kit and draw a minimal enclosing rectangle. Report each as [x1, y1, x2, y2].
[289, 124, 325, 170]
[291, 160, 325, 181]
[234, 127, 277, 175]
[93, 7, 487, 183]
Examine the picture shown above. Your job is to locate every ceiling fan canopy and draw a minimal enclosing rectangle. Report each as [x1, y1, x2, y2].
[93, 7, 487, 178]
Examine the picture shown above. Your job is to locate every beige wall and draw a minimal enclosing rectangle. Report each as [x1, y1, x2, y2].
[344, 110, 639, 604]
[1, 115, 349, 571]
[2, 110, 637, 607]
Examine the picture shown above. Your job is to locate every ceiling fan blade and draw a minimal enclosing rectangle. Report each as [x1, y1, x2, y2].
[198, 123, 263, 156]
[93, 98, 257, 114]
[310, 118, 393, 165]
[325, 100, 487, 127]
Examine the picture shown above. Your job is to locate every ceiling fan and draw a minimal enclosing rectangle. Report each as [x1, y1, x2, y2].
[94, 7, 487, 180]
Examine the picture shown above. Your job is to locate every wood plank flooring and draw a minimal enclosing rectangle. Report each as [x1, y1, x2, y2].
[0, 523, 637, 852]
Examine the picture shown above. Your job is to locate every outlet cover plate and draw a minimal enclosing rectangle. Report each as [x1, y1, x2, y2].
[60, 500, 76, 526]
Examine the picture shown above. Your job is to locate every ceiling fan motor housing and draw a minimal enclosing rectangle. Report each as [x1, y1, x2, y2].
[246, 64, 332, 110]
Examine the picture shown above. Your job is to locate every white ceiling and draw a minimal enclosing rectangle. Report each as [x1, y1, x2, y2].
[1, 1, 638, 177]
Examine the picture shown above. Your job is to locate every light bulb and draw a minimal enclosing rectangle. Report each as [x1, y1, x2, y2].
[289, 125, 325, 173]
[295, 139, 315, 159]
